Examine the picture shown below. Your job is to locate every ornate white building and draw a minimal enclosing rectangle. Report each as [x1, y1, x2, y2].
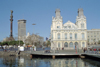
[51, 8, 87, 50]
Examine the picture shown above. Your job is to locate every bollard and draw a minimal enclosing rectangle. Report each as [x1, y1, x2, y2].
[30, 55, 32, 58]
[79, 55, 85, 58]
[52, 55, 55, 59]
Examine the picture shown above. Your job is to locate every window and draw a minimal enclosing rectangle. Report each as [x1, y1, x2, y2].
[82, 42, 85, 47]
[75, 42, 78, 47]
[57, 26, 60, 28]
[81, 23, 84, 28]
[68, 26, 71, 28]
[82, 33, 84, 39]
[75, 33, 77, 39]
[58, 42, 60, 48]
[64, 26, 67, 28]
[70, 33, 72, 39]
[65, 33, 67, 39]
[51, 34, 53, 39]
[91, 39, 93, 42]
[69, 42, 73, 47]
[58, 33, 60, 39]
[64, 42, 68, 47]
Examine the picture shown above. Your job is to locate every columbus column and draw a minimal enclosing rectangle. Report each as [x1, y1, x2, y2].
[9, 10, 14, 41]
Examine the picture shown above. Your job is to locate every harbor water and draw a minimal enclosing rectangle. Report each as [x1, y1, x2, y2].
[0, 56, 100, 67]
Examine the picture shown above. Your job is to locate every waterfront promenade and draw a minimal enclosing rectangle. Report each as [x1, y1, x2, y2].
[28, 49, 100, 59]
[0, 47, 100, 60]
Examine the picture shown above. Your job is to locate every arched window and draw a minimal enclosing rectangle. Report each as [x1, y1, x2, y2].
[81, 23, 84, 28]
[82, 42, 85, 47]
[82, 33, 84, 39]
[65, 33, 67, 39]
[58, 33, 60, 39]
[75, 42, 78, 47]
[64, 26, 67, 28]
[69, 42, 73, 47]
[64, 42, 68, 47]
[70, 33, 72, 39]
[58, 42, 60, 48]
[68, 26, 71, 28]
[75, 33, 77, 39]
[57, 26, 60, 28]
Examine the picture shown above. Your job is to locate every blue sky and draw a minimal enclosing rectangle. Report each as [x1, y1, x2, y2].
[0, 0, 100, 41]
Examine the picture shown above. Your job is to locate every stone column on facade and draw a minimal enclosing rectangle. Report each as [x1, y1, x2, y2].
[54, 32, 56, 40]
[79, 42, 81, 49]
[62, 42, 64, 50]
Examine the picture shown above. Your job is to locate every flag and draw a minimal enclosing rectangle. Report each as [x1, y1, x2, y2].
[46, 37, 48, 40]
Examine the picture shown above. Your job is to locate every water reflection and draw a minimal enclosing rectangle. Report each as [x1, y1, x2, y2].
[0, 56, 100, 67]
[0, 56, 17, 67]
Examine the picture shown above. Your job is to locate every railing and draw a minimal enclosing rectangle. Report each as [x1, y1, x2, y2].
[52, 38, 86, 41]
[83, 49, 100, 54]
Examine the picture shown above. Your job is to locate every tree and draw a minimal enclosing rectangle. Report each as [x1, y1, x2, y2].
[0, 42, 1, 45]
[98, 40, 100, 44]
[46, 40, 51, 47]
[20, 41, 24, 46]
[0, 41, 24, 46]
[34, 42, 37, 46]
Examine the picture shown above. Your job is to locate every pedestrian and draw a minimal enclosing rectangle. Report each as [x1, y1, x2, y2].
[85, 47, 87, 53]
[3, 45, 5, 51]
[82, 47, 84, 53]
[84, 48, 85, 53]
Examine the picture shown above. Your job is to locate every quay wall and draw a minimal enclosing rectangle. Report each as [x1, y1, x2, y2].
[0, 51, 30, 57]
[81, 54, 100, 61]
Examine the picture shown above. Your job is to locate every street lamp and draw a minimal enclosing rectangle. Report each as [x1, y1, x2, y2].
[32, 24, 36, 34]
[32, 24, 36, 51]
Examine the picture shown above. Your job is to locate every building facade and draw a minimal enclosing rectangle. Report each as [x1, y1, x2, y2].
[87, 29, 100, 45]
[51, 8, 87, 50]
[18, 19, 26, 41]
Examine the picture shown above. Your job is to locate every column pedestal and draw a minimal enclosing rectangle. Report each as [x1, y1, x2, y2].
[52, 55, 55, 59]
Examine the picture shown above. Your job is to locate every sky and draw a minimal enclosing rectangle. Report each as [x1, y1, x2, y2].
[0, 0, 100, 41]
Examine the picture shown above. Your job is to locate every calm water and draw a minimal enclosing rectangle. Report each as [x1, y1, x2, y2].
[0, 56, 100, 67]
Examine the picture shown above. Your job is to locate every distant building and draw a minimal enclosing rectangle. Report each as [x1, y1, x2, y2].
[26, 32, 30, 38]
[87, 29, 100, 45]
[18, 19, 26, 41]
[50, 8, 87, 50]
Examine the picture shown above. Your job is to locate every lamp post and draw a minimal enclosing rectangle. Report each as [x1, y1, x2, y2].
[32, 24, 36, 51]
[32, 24, 36, 34]
[32, 24, 36, 44]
